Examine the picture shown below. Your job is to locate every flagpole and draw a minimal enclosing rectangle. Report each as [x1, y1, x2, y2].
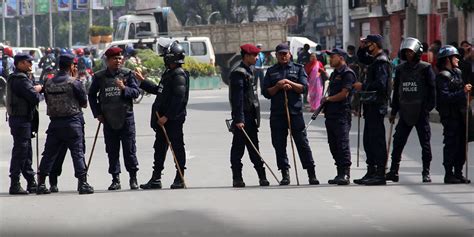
[69, 0, 72, 48]
[49, 0, 53, 46]
[32, 0, 36, 47]
[16, 1, 20, 46]
[2, 0, 5, 42]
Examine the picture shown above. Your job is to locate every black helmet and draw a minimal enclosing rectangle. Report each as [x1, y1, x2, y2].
[399, 37, 423, 60]
[161, 41, 185, 65]
[437, 45, 460, 60]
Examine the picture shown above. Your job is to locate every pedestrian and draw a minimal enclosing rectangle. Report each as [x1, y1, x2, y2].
[5, 53, 42, 195]
[323, 48, 356, 185]
[435, 45, 472, 184]
[305, 53, 326, 112]
[1, 46, 15, 79]
[227, 43, 269, 187]
[353, 34, 392, 185]
[253, 44, 265, 91]
[261, 43, 319, 185]
[297, 44, 311, 65]
[386, 37, 436, 183]
[88, 47, 140, 190]
[136, 41, 190, 190]
[36, 54, 94, 195]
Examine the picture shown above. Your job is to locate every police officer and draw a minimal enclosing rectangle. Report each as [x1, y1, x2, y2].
[262, 43, 319, 185]
[6, 53, 42, 195]
[88, 47, 140, 190]
[353, 34, 392, 185]
[36, 54, 94, 195]
[136, 41, 189, 190]
[386, 37, 436, 183]
[228, 44, 269, 187]
[435, 45, 472, 184]
[323, 48, 356, 185]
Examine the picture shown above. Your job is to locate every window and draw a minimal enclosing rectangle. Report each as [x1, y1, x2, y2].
[128, 23, 135, 39]
[114, 22, 127, 40]
[190, 42, 207, 56]
[136, 22, 151, 34]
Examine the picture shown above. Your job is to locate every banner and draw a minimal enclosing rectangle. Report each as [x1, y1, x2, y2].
[36, 0, 49, 14]
[74, 0, 88, 10]
[5, 0, 18, 17]
[91, 0, 105, 9]
[57, 0, 70, 11]
[112, 0, 125, 7]
[20, 0, 33, 15]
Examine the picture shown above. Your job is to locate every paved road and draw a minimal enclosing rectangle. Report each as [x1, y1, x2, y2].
[0, 88, 473, 237]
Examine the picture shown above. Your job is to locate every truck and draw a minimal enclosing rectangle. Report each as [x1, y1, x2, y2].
[114, 10, 287, 84]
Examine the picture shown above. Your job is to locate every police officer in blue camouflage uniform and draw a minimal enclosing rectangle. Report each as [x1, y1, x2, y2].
[262, 43, 319, 185]
[89, 47, 140, 190]
[136, 41, 190, 190]
[386, 37, 436, 183]
[323, 48, 356, 185]
[353, 34, 392, 185]
[6, 53, 42, 195]
[435, 45, 472, 184]
[228, 43, 269, 188]
[36, 54, 94, 195]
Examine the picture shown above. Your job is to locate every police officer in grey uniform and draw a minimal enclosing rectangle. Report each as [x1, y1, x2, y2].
[386, 37, 436, 183]
[36, 54, 94, 195]
[228, 44, 269, 187]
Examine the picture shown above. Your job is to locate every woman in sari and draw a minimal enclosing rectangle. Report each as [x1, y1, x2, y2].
[305, 53, 326, 111]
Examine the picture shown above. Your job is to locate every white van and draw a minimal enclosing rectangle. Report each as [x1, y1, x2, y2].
[287, 37, 318, 59]
[102, 36, 215, 66]
[12, 47, 43, 77]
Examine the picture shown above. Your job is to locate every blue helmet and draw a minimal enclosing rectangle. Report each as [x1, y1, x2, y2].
[437, 45, 460, 60]
[60, 48, 68, 55]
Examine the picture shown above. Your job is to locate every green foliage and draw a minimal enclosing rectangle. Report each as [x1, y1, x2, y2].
[182, 57, 217, 78]
[90, 25, 114, 36]
[453, 0, 474, 12]
[89, 25, 102, 36]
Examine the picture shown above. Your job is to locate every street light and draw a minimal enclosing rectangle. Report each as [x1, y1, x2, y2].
[207, 11, 220, 25]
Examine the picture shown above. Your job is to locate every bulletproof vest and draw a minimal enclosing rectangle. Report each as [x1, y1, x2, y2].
[325, 68, 356, 116]
[98, 69, 132, 129]
[397, 61, 429, 126]
[6, 72, 30, 117]
[45, 77, 81, 117]
[229, 66, 261, 127]
[437, 69, 465, 118]
[364, 54, 392, 105]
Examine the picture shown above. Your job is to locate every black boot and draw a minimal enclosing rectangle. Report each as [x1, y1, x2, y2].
[307, 167, 320, 185]
[354, 166, 376, 185]
[328, 167, 350, 185]
[78, 175, 94, 195]
[108, 174, 121, 190]
[256, 167, 270, 186]
[422, 166, 432, 183]
[25, 175, 37, 193]
[280, 169, 290, 186]
[170, 170, 185, 189]
[385, 164, 399, 182]
[49, 175, 59, 193]
[129, 171, 138, 190]
[454, 167, 471, 184]
[140, 171, 162, 189]
[9, 176, 28, 195]
[36, 175, 51, 195]
[232, 168, 245, 188]
[444, 166, 462, 184]
[364, 167, 386, 186]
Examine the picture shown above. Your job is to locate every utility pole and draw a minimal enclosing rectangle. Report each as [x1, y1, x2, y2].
[16, 2, 20, 46]
[89, 1, 93, 27]
[109, 0, 113, 28]
[342, 0, 350, 50]
[2, 0, 5, 42]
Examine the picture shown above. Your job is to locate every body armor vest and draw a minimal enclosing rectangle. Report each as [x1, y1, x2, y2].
[98, 69, 132, 129]
[229, 66, 261, 127]
[45, 77, 81, 117]
[6, 72, 30, 117]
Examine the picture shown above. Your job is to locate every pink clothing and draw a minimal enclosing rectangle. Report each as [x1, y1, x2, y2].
[307, 61, 324, 111]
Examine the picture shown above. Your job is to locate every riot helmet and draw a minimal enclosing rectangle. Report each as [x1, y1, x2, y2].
[399, 37, 423, 60]
[437, 45, 460, 60]
[161, 41, 185, 66]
